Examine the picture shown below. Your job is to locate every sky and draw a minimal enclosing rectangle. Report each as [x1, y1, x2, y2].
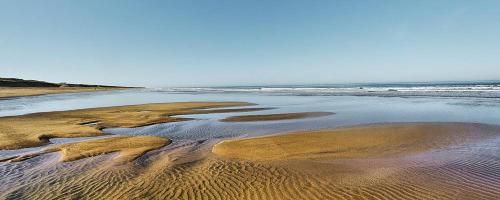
[1, 0, 500, 87]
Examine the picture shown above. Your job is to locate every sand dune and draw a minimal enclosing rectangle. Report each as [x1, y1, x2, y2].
[0, 77, 132, 99]
[219, 112, 333, 122]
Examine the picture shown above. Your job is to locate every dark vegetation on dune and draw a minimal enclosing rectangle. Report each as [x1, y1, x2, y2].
[0, 77, 129, 88]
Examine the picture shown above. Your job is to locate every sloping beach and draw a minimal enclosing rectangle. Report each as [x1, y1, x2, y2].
[1, 94, 500, 199]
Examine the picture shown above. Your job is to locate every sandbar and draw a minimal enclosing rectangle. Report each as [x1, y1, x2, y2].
[0, 101, 266, 150]
[213, 123, 500, 160]
[219, 111, 334, 122]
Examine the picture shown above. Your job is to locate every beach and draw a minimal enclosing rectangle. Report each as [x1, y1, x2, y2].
[4, 0, 499, 198]
[0, 87, 129, 99]
[1, 88, 500, 199]
[0, 101, 264, 149]
[213, 123, 500, 199]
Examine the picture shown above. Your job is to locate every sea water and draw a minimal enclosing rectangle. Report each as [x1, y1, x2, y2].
[1, 82, 500, 144]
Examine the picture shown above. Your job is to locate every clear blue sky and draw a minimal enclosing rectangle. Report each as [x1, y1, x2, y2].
[1, 0, 500, 87]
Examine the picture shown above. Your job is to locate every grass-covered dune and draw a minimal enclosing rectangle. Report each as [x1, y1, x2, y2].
[0, 77, 134, 98]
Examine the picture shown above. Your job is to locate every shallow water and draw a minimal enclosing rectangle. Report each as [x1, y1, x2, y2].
[2, 88, 500, 122]
[3, 89, 500, 160]
[2, 89, 500, 199]
[3, 89, 500, 157]
[0, 135, 118, 159]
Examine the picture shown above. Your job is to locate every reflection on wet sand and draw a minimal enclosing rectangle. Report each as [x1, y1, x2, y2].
[3, 136, 170, 163]
[0, 101, 265, 150]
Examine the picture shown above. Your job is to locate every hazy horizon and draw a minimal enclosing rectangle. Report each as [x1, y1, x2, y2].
[4, 76, 500, 88]
[2, 0, 500, 87]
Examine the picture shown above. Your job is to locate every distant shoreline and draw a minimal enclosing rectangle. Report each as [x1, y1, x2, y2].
[0, 77, 133, 88]
[0, 77, 139, 99]
[0, 87, 133, 99]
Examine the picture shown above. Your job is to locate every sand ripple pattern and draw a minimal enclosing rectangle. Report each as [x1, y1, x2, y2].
[1, 149, 500, 200]
[1, 124, 500, 200]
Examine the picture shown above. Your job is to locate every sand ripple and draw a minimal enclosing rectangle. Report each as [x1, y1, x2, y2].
[3, 153, 500, 200]
[1, 123, 500, 199]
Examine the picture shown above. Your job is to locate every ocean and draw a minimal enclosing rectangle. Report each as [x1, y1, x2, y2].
[159, 80, 500, 98]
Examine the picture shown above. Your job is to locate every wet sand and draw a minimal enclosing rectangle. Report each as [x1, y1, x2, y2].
[1, 121, 500, 199]
[213, 123, 499, 160]
[0, 87, 127, 99]
[4, 136, 170, 163]
[0, 101, 266, 150]
[220, 111, 334, 122]
[212, 123, 500, 199]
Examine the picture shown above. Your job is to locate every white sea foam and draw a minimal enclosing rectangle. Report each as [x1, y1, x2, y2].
[158, 82, 500, 98]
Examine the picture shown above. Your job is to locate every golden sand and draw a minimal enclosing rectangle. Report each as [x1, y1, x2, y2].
[213, 123, 499, 161]
[0, 101, 265, 150]
[2, 122, 500, 199]
[208, 123, 500, 199]
[219, 112, 333, 122]
[0, 87, 126, 99]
